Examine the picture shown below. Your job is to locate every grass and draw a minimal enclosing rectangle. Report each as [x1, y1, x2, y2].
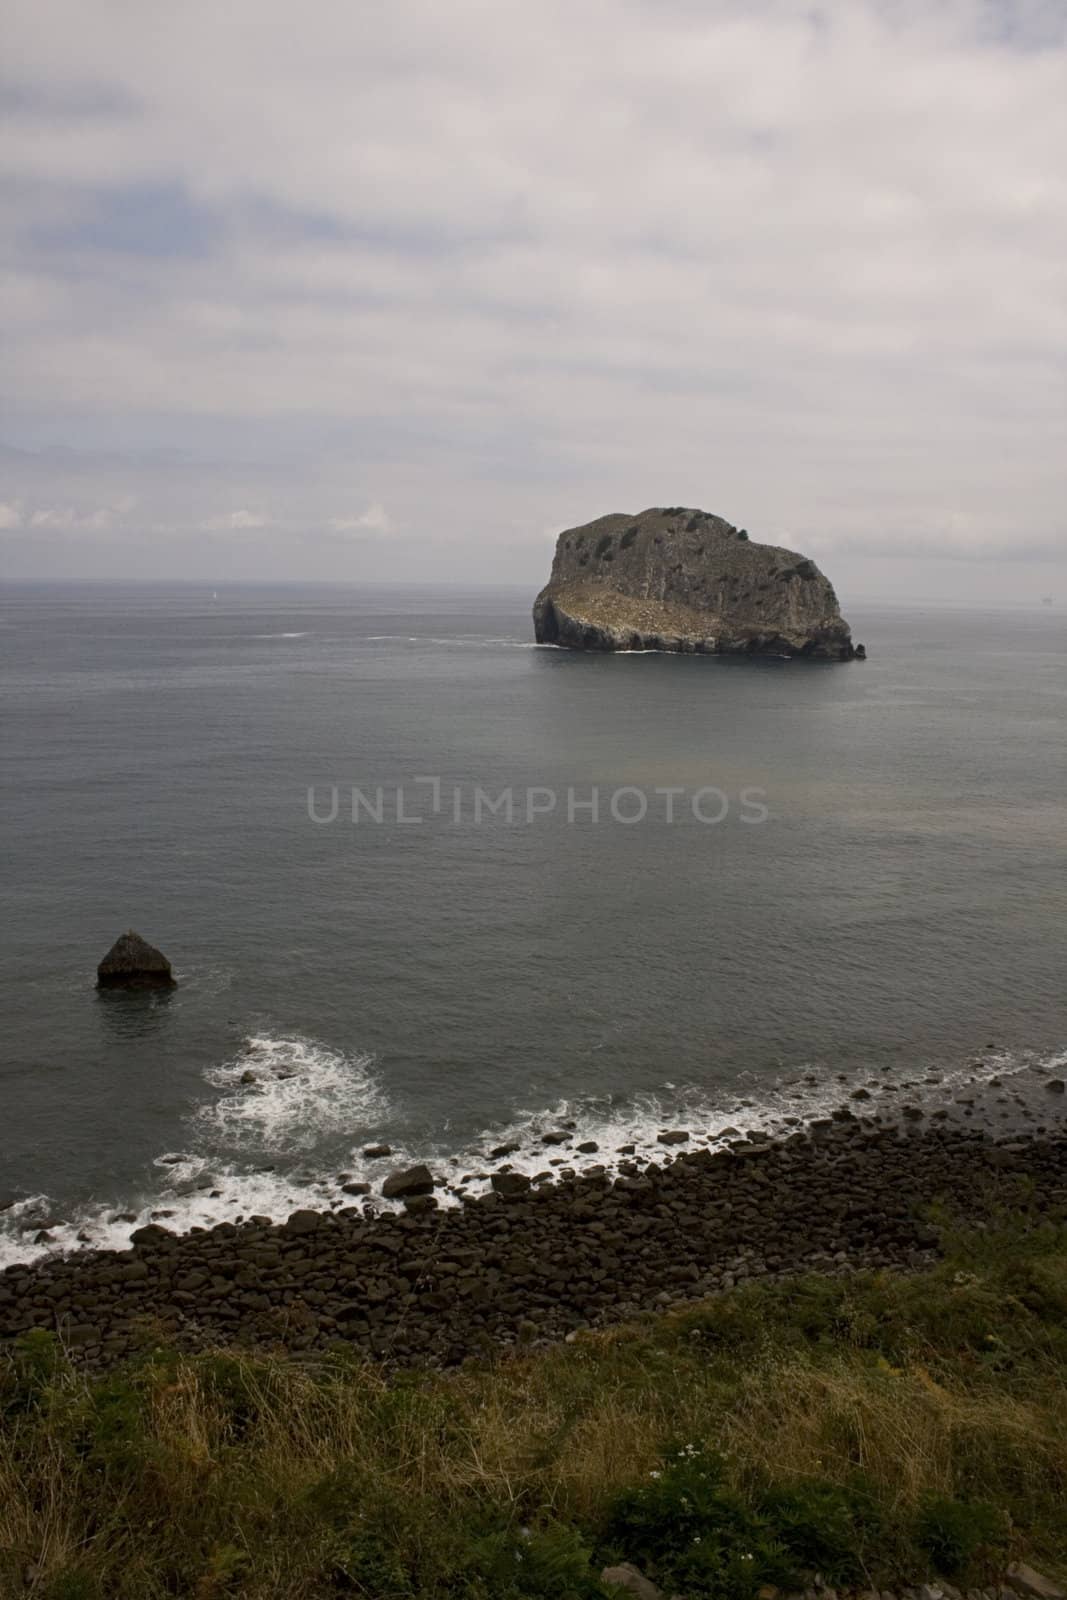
[1, 1210, 1066, 1599]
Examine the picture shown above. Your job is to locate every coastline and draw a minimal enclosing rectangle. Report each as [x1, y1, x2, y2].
[3, 1067, 1065, 1371]
[3, 1040, 1064, 1273]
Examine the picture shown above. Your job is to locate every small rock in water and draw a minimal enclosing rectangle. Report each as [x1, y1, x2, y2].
[492, 1171, 532, 1197]
[96, 930, 176, 990]
[363, 1144, 392, 1158]
[577, 1140, 599, 1153]
[1045, 1078, 1065, 1095]
[381, 1165, 435, 1199]
[658, 1130, 689, 1145]
[239, 1070, 256, 1084]
[540, 1131, 570, 1145]
[489, 1142, 521, 1159]
[342, 1181, 371, 1196]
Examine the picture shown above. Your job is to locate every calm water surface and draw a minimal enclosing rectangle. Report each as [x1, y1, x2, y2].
[1, 585, 1064, 1260]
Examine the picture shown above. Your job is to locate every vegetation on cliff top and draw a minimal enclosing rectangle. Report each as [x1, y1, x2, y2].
[2, 1208, 1065, 1600]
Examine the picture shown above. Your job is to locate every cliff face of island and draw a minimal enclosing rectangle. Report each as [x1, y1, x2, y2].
[533, 507, 862, 659]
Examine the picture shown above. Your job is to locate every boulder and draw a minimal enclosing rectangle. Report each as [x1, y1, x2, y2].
[283, 1210, 323, 1235]
[1006, 1565, 1065, 1600]
[381, 1165, 435, 1199]
[491, 1171, 532, 1197]
[96, 931, 175, 989]
[129, 1223, 173, 1248]
[534, 507, 859, 659]
[601, 1564, 664, 1600]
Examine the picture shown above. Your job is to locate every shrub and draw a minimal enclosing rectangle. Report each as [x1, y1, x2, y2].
[601, 1445, 794, 1600]
[756, 1476, 886, 1585]
[914, 1496, 1009, 1578]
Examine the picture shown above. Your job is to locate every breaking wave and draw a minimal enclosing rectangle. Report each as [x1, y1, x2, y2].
[196, 1034, 391, 1153]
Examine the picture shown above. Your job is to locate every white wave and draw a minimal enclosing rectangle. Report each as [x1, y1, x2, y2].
[195, 1034, 390, 1153]
[250, 631, 309, 639]
[438, 1043, 1067, 1191]
[363, 634, 555, 649]
[0, 1163, 351, 1271]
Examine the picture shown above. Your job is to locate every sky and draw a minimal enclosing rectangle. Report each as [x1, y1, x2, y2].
[1, 0, 1065, 601]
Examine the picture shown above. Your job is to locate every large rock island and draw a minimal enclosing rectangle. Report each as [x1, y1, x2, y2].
[533, 507, 862, 659]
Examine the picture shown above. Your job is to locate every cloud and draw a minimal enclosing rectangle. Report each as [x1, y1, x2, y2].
[200, 508, 271, 531]
[27, 503, 114, 531]
[0, 0, 1065, 587]
[0, 501, 22, 530]
[328, 504, 391, 535]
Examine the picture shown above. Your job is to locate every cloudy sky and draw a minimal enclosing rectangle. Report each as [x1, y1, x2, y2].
[2, 0, 1065, 599]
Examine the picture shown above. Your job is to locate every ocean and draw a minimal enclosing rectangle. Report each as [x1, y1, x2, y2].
[1, 583, 1064, 1264]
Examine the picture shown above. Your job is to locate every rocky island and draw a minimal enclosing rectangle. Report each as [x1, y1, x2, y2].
[534, 506, 864, 658]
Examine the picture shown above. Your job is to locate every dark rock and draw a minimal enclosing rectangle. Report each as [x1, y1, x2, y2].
[66, 1324, 100, 1347]
[577, 1140, 600, 1153]
[1046, 1079, 1065, 1095]
[363, 1144, 393, 1158]
[540, 1131, 570, 1145]
[491, 1172, 532, 1198]
[489, 1142, 521, 1159]
[96, 930, 176, 989]
[342, 1181, 371, 1196]
[382, 1165, 435, 1199]
[129, 1224, 173, 1247]
[658, 1130, 689, 1145]
[283, 1210, 323, 1236]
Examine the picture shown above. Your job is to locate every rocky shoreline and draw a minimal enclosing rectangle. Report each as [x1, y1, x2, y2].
[3, 1088, 1066, 1371]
